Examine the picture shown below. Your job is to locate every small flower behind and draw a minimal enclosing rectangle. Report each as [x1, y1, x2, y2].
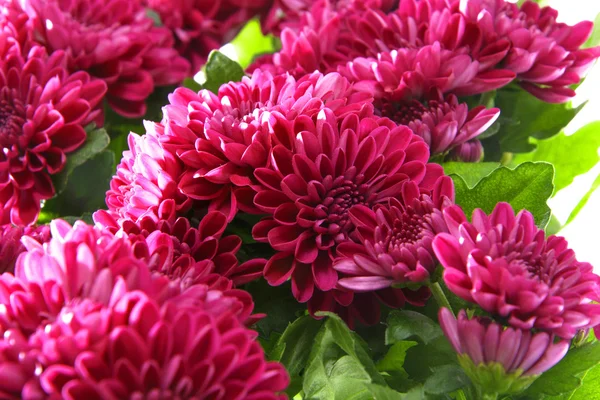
[439, 308, 570, 397]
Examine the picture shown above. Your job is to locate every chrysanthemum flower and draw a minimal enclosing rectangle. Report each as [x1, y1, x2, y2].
[252, 109, 443, 322]
[143, 0, 265, 73]
[433, 202, 600, 339]
[105, 130, 193, 225]
[21, 0, 190, 117]
[439, 308, 569, 395]
[0, 33, 106, 225]
[393, 0, 600, 102]
[155, 70, 372, 221]
[0, 224, 49, 273]
[0, 281, 288, 398]
[94, 208, 266, 288]
[334, 176, 454, 291]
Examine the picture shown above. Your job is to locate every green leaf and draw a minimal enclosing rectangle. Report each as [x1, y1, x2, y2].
[43, 150, 115, 218]
[568, 363, 600, 400]
[524, 341, 600, 397]
[303, 313, 389, 399]
[385, 311, 443, 345]
[404, 335, 458, 382]
[182, 77, 202, 92]
[363, 383, 407, 400]
[584, 13, 600, 49]
[482, 86, 584, 156]
[231, 19, 278, 68]
[423, 365, 471, 395]
[512, 121, 600, 193]
[452, 161, 554, 227]
[200, 51, 245, 94]
[565, 172, 600, 226]
[51, 126, 110, 195]
[269, 315, 323, 388]
[441, 162, 500, 188]
[377, 341, 418, 374]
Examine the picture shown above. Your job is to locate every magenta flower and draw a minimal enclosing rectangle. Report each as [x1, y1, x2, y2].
[340, 43, 515, 100]
[94, 209, 266, 288]
[0, 282, 288, 398]
[253, 110, 444, 324]
[143, 0, 264, 72]
[334, 176, 454, 292]
[105, 130, 193, 225]
[439, 308, 569, 394]
[0, 34, 106, 226]
[156, 70, 372, 221]
[21, 0, 190, 117]
[0, 224, 50, 273]
[433, 202, 600, 339]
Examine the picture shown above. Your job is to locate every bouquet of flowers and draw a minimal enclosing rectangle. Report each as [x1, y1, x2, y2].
[1, 0, 600, 398]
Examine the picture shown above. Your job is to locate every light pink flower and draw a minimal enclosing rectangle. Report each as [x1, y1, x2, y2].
[0, 28, 106, 225]
[439, 308, 569, 378]
[433, 202, 600, 339]
[21, 0, 190, 117]
[334, 176, 454, 291]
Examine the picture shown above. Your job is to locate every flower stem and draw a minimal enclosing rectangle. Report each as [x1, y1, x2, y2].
[430, 282, 454, 315]
[482, 393, 498, 400]
[455, 390, 468, 400]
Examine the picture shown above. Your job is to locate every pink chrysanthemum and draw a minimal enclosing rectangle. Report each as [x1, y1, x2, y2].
[391, 0, 600, 102]
[0, 281, 288, 398]
[94, 208, 266, 289]
[0, 224, 49, 273]
[433, 202, 600, 339]
[155, 70, 372, 221]
[439, 308, 569, 394]
[334, 176, 454, 292]
[20, 0, 190, 117]
[252, 109, 444, 324]
[105, 130, 193, 225]
[381, 95, 499, 161]
[0, 33, 106, 225]
[143, 0, 265, 72]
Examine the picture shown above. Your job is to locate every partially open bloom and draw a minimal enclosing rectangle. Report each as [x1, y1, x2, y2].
[0, 34, 106, 225]
[439, 308, 569, 395]
[21, 0, 190, 117]
[0, 280, 288, 398]
[156, 70, 371, 221]
[334, 176, 454, 291]
[253, 109, 443, 323]
[143, 0, 265, 72]
[0, 224, 50, 273]
[433, 202, 600, 339]
[105, 130, 193, 226]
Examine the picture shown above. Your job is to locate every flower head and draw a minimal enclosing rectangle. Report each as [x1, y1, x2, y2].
[0, 27, 106, 225]
[439, 308, 569, 395]
[0, 283, 288, 398]
[433, 202, 600, 339]
[21, 0, 190, 117]
[0, 224, 50, 273]
[253, 108, 444, 324]
[155, 70, 372, 221]
[334, 176, 454, 292]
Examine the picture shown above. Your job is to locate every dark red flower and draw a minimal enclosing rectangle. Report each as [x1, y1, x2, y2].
[433, 202, 600, 339]
[0, 29, 106, 225]
[155, 70, 371, 221]
[0, 224, 50, 273]
[334, 176, 454, 291]
[21, 0, 190, 117]
[252, 110, 443, 324]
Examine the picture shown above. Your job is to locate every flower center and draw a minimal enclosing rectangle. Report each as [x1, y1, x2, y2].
[315, 177, 374, 241]
[0, 96, 25, 152]
[390, 210, 428, 247]
[378, 99, 429, 125]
